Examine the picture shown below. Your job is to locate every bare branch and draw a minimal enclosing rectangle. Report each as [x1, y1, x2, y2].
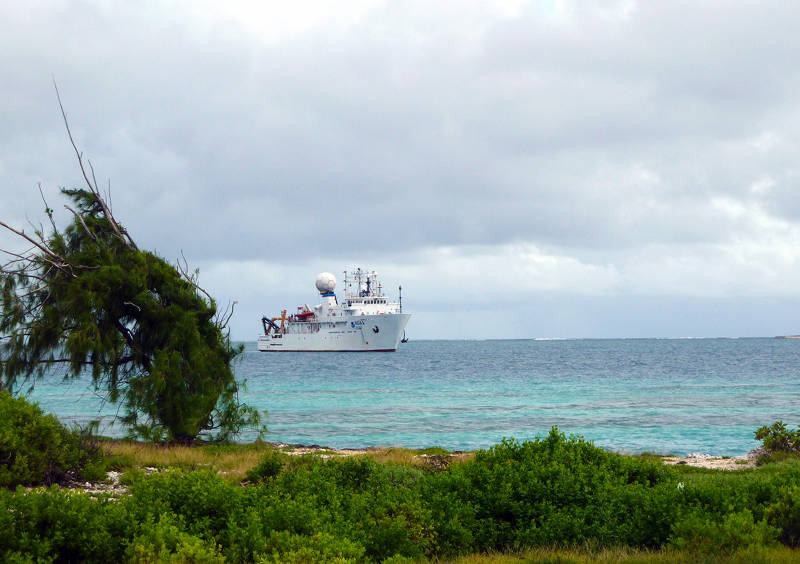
[1, 243, 38, 259]
[38, 183, 58, 233]
[54, 80, 99, 195]
[64, 204, 98, 241]
[123, 301, 141, 312]
[0, 218, 68, 266]
[218, 300, 238, 330]
[1, 247, 37, 266]
[53, 79, 136, 250]
[5, 284, 47, 300]
[23, 356, 137, 366]
[0, 270, 48, 284]
[106, 178, 112, 214]
[88, 159, 100, 198]
[24, 216, 50, 248]
[176, 250, 214, 303]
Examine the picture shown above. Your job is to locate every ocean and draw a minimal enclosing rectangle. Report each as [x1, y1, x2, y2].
[24, 338, 800, 456]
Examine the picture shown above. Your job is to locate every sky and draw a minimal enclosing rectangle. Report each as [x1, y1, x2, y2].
[2, 0, 800, 340]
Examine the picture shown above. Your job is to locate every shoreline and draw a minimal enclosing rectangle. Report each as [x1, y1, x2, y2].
[660, 450, 760, 470]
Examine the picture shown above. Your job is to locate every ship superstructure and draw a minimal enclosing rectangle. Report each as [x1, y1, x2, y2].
[257, 268, 410, 352]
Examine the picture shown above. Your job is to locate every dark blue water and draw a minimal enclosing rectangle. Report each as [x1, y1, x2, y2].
[25, 338, 800, 456]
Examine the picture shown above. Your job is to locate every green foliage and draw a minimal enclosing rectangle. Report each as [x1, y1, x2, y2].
[253, 532, 365, 563]
[245, 450, 286, 483]
[755, 421, 800, 454]
[424, 427, 681, 554]
[7, 429, 800, 562]
[668, 508, 779, 554]
[127, 469, 242, 542]
[755, 450, 798, 466]
[0, 188, 260, 443]
[765, 485, 800, 546]
[0, 391, 105, 487]
[228, 456, 434, 562]
[126, 514, 225, 563]
[0, 485, 131, 562]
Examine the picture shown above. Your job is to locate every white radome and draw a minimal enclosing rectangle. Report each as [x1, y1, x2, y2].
[315, 272, 336, 293]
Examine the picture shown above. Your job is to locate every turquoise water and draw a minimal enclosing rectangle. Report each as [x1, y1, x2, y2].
[24, 338, 800, 456]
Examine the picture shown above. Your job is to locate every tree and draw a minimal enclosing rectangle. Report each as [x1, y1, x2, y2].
[0, 95, 260, 443]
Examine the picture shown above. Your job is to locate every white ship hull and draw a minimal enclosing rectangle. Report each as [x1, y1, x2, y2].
[258, 313, 410, 352]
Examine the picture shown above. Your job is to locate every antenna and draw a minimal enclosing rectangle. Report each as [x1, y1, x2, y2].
[399, 285, 402, 312]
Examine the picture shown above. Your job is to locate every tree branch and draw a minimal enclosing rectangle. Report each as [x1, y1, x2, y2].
[53, 79, 137, 250]
[38, 182, 58, 234]
[0, 218, 72, 272]
[25, 356, 137, 366]
[64, 204, 98, 241]
[176, 250, 214, 303]
[217, 300, 237, 330]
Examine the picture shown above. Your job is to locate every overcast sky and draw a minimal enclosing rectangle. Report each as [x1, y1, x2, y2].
[2, 0, 800, 340]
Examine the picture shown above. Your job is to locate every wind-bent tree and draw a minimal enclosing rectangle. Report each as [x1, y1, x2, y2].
[0, 97, 260, 443]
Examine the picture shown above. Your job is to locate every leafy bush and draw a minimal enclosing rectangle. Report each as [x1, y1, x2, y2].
[0, 486, 131, 562]
[669, 508, 779, 554]
[766, 485, 800, 546]
[245, 450, 285, 483]
[755, 421, 800, 453]
[123, 461, 430, 562]
[126, 514, 225, 563]
[0, 391, 106, 487]
[673, 470, 778, 524]
[424, 427, 681, 554]
[231, 456, 435, 562]
[127, 469, 242, 542]
[253, 531, 365, 563]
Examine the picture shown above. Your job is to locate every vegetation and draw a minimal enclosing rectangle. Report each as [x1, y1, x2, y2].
[104, 440, 278, 482]
[446, 545, 800, 563]
[5, 426, 800, 562]
[0, 390, 105, 487]
[755, 421, 800, 457]
[0, 99, 260, 443]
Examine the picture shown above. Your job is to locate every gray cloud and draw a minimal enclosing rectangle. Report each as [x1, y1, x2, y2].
[3, 1, 800, 338]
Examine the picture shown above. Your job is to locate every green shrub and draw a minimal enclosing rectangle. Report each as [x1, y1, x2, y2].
[126, 513, 225, 563]
[756, 450, 799, 466]
[220, 455, 433, 561]
[0, 391, 106, 487]
[674, 471, 778, 524]
[755, 421, 800, 453]
[0, 486, 131, 563]
[253, 531, 365, 563]
[766, 485, 800, 546]
[669, 508, 779, 554]
[240, 456, 434, 562]
[127, 469, 242, 542]
[245, 450, 285, 483]
[123, 463, 431, 562]
[424, 427, 681, 554]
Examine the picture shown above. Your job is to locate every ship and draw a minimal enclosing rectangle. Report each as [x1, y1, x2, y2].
[257, 268, 410, 352]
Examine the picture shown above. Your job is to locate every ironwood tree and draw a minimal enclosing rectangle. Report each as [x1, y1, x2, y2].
[0, 98, 260, 443]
